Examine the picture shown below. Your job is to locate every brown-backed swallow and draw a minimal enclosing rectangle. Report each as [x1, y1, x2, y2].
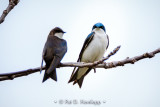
[40, 27, 67, 82]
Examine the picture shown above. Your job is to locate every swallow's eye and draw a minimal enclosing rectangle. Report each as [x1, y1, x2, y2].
[93, 25, 97, 28]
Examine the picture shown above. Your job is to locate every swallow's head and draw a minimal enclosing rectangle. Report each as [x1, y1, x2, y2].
[49, 27, 66, 39]
[92, 22, 106, 32]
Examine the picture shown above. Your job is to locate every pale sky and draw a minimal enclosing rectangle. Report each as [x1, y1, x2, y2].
[0, 0, 160, 107]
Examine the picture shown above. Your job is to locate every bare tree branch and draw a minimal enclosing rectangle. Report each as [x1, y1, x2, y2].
[0, 46, 160, 81]
[96, 47, 160, 69]
[0, 0, 19, 24]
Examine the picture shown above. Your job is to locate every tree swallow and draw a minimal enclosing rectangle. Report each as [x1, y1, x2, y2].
[40, 27, 67, 82]
[68, 23, 109, 88]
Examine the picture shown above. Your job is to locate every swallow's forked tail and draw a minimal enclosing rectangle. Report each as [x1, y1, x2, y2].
[68, 67, 91, 88]
[42, 56, 61, 82]
[42, 69, 57, 82]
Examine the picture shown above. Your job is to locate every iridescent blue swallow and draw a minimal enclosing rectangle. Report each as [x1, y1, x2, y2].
[68, 23, 109, 88]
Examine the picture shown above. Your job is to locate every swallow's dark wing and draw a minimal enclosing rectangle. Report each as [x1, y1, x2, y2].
[106, 34, 109, 49]
[78, 32, 95, 61]
[68, 32, 95, 83]
[46, 39, 67, 75]
[40, 44, 47, 73]
[42, 37, 67, 82]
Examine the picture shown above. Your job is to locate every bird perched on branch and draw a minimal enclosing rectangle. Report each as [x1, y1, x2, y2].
[40, 27, 67, 82]
[68, 22, 109, 88]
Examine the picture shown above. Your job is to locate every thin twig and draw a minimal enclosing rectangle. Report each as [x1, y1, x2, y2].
[97, 47, 160, 69]
[0, 0, 19, 24]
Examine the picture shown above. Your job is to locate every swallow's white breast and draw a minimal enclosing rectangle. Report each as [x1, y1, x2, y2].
[81, 29, 109, 63]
